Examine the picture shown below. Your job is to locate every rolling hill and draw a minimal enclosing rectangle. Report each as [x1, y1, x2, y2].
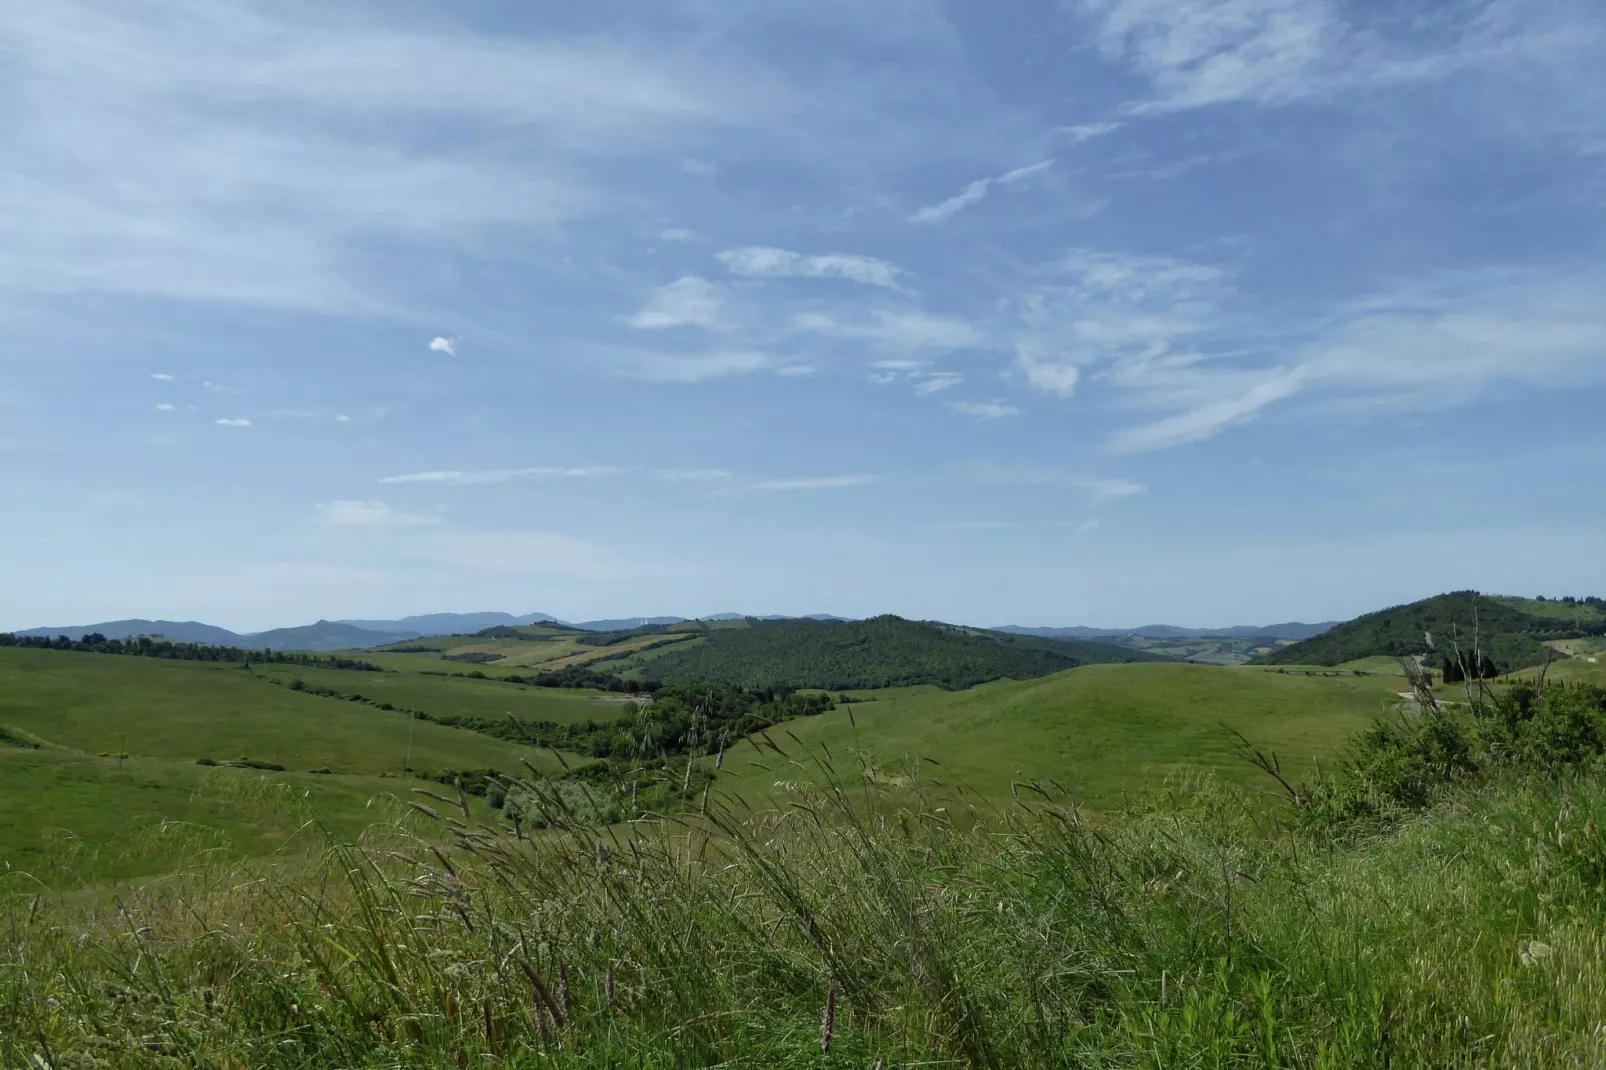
[716, 661, 1404, 807]
[1255, 591, 1606, 671]
[997, 621, 1339, 641]
[634, 614, 1170, 690]
[15, 619, 244, 644]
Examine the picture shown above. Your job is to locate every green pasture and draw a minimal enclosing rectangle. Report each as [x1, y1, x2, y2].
[718, 662, 1406, 809]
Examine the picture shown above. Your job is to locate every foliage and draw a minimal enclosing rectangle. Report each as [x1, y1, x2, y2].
[1256, 590, 1601, 671]
[643, 614, 1168, 691]
[8, 731, 1606, 1066]
[1282, 682, 1606, 827]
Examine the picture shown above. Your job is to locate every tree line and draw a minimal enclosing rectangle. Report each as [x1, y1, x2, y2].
[0, 631, 384, 671]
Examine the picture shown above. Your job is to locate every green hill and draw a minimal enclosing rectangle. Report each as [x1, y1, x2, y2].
[1255, 591, 1604, 671]
[635, 614, 1169, 690]
[718, 662, 1405, 807]
[0, 646, 575, 883]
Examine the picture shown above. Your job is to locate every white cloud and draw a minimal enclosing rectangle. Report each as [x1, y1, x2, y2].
[914, 373, 963, 395]
[753, 475, 878, 490]
[154, 403, 174, 411]
[659, 228, 695, 241]
[1076, 518, 1103, 534]
[913, 160, 1054, 222]
[775, 365, 817, 377]
[215, 417, 251, 427]
[1086, 479, 1149, 503]
[317, 499, 442, 527]
[1015, 346, 1083, 398]
[871, 359, 928, 371]
[949, 399, 1021, 419]
[801, 312, 983, 353]
[1055, 121, 1124, 143]
[998, 160, 1054, 185]
[657, 468, 734, 483]
[914, 178, 991, 223]
[628, 277, 726, 329]
[379, 466, 623, 485]
[614, 349, 769, 382]
[0, 2, 771, 310]
[1107, 370, 1303, 453]
[1079, 0, 1606, 122]
[716, 247, 904, 289]
[429, 336, 457, 356]
[150, 373, 174, 381]
[335, 414, 351, 422]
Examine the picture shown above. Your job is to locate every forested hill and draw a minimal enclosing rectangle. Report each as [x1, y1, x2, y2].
[637, 615, 1169, 691]
[1254, 592, 1606, 671]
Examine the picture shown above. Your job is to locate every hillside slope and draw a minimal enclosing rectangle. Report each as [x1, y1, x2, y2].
[1256, 592, 1604, 670]
[718, 662, 1402, 805]
[637, 615, 1168, 690]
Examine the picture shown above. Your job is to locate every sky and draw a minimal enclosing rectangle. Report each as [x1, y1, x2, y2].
[3, 0, 1604, 632]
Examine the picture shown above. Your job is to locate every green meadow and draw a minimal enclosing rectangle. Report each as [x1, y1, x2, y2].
[721, 662, 1405, 807]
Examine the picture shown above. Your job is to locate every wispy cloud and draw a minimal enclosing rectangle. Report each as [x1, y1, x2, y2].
[154, 403, 174, 411]
[914, 179, 991, 223]
[657, 468, 734, 483]
[948, 399, 1021, 419]
[1107, 372, 1303, 453]
[379, 466, 623, 485]
[1086, 478, 1149, 503]
[1055, 121, 1123, 143]
[612, 349, 769, 382]
[215, 418, 251, 427]
[659, 227, 695, 242]
[914, 373, 963, 396]
[628, 277, 726, 329]
[429, 336, 457, 356]
[716, 247, 904, 289]
[913, 159, 1054, 222]
[0, 1, 772, 310]
[150, 373, 174, 381]
[753, 475, 878, 491]
[317, 499, 442, 527]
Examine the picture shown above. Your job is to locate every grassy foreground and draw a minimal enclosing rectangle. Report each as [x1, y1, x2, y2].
[6, 686, 1606, 1068]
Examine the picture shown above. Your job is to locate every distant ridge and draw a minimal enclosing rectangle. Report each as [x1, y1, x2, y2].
[13, 619, 244, 645]
[337, 611, 560, 635]
[1256, 592, 1605, 671]
[997, 622, 1340, 641]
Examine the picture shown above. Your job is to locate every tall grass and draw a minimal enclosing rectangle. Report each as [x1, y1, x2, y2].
[5, 698, 1606, 1067]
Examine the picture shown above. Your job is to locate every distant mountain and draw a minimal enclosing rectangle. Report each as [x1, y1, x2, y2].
[241, 620, 421, 652]
[641, 614, 1170, 691]
[1255, 593, 1605, 671]
[997, 622, 1339, 641]
[336, 611, 561, 636]
[700, 613, 851, 623]
[571, 616, 689, 632]
[13, 619, 243, 645]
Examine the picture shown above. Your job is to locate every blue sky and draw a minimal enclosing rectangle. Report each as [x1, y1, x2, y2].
[3, 0, 1604, 632]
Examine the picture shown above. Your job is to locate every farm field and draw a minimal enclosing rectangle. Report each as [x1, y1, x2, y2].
[0, 648, 572, 772]
[247, 661, 635, 724]
[719, 662, 1406, 808]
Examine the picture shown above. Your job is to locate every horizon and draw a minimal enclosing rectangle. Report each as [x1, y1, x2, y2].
[4, 1, 1604, 631]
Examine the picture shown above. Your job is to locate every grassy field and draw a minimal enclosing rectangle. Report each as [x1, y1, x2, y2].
[247, 661, 635, 724]
[366, 627, 701, 671]
[0, 647, 574, 884]
[0, 648, 572, 772]
[719, 663, 1405, 808]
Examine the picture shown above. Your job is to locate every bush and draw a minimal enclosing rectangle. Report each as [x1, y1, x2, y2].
[195, 757, 217, 766]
